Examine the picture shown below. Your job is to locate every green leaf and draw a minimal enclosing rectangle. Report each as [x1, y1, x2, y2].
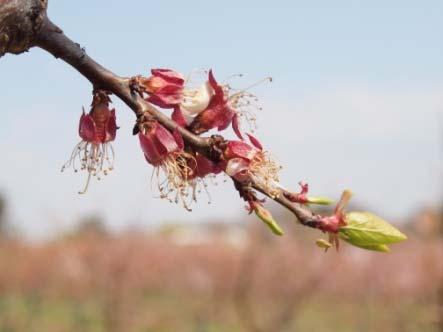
[355, 243, 390, 253]
[339, 237, 390, 253]
[339, 212, 407, 246]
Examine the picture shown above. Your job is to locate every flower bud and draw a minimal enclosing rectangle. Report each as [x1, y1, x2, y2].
[253, 204, 284, 236]
[316, 238, 333, 251]
[306, 196, 334, 205]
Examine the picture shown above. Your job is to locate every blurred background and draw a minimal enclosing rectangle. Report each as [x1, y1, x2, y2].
[0, 1, 442, 331]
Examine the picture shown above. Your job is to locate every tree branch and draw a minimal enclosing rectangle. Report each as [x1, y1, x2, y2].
[2, 4, 320, 230]
[0, 0, 47, 56]
[252, 183, 320, 229]
[34, 17, 210, 149]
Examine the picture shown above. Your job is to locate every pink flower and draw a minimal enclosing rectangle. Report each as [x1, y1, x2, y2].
[224, 140, 260, 161]
[141, 69, 185, 108]
[224, 140, 260, 183]
[137, 121, 227, 210]
[188, 71, 271, 139]
[223, 135, 281, 197]
[189, 70, 240, 137]
[138, 121, 221, 211]
[141, 68, 214, 116]
[138, 122, 184, 166]
[62, 92, 118, 194]
[142, 68, 268, 140]
[79, 104, 117, 144]
[190, 153, 223, 179]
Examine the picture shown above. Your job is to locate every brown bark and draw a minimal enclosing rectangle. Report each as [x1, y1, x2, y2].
[0, 0, 47, 57]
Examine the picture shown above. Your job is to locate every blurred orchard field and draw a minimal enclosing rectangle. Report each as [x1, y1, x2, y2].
[0, 203, 441, 332]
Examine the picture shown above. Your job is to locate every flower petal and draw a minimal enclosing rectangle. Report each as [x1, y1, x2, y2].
[143, 69, 184, 108]
[104, 108, 117, 142]
[147, 91, 183, 109]
[180, 82, 213, 116]
[225, 158, 250, 182]
[215, 107, 235, 131]
[79, 111, 98, 142]
[246, 133, 263, 150]
[172, 128, 184, 150]
[224, 141, 258, 161]
[154, 123, 180, 154]
[195, 153, 223, 177]
[208, 70, 225, 103]
[232, 113, 243, 140]
[151, 69, 185, 85]
[171, 108, 188, 127]
[139, 131, 165, 166]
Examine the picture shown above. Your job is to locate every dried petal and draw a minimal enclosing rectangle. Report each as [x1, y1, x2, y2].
[246, 133, 263, 150]
[171, 108, 188, 127]
[172, 128, 184, 150]
[224, 141, 258, 161]
[139, 131, 166, 166]
[147, 90, 183, 109]
[105, 109, 117, 142]
[79, 111, 98, 143]
[208, 69, 225, 103]
[232, 113, 243, 140]
[189, 70, 236, 134]
[138, 123, 181, 166]
[151, 68, 185, 85]
[154, 123, 181, 154]
[195, 153, 223, 178]
[225, 158, 250, 182]
[143, 69, 185, 108]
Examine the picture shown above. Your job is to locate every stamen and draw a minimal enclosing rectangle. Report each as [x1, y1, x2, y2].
[185, 68, 208, 87]
[222, 73, 244, 84]
[78, 172, 91, 194]
[249, 151, 281, 198]
[222, 77, 271, 134]
[228, 77, 272, 99]
[62, 140, 115, 194]
[148, 152, 215, 210]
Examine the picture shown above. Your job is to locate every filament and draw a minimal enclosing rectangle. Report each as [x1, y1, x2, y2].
[61, 140, 115, 194]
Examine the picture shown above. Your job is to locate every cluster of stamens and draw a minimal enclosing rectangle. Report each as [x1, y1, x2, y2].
[151, 153, 214, 211]
[248, 150, 282, 198]
[225, 77, 272, 132]
[61, 141, 114, 194]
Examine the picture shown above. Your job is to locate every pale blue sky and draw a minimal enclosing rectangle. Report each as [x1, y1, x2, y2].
[0, 1, 442, 238]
